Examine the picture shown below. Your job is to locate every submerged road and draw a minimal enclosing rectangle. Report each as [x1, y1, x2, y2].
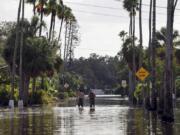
[0, 95, 180, 135]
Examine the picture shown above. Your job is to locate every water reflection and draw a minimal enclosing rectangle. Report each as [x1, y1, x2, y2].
[0, 97, 179, 135]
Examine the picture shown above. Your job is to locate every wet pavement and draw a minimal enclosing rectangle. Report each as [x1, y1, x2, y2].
[0, 95, 180, 135]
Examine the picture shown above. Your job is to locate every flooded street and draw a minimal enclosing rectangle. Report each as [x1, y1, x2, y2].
[0, 96, 180, 135]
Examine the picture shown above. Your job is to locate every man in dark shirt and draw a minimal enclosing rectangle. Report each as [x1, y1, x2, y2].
[88, 90, 96, 109]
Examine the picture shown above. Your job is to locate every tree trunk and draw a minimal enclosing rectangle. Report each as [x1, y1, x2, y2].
[11, 0, 22, 100]
[150, 0, 157, 111]
[66, 22, 72, 61]
[128, 12, 133, 104]
[139, 0, 143, 68]
[23, 75, 30, 106]
[64, 21, 68, 62]
[146, 0, 152, 110]
[69, 24, 74, 65]
[58, 17, 64, 42]
[33, 1, 36, 15]
[52, 16, 56, 41]
[19, 0, 25, 101]
[49, 14, 54, 41]
[39, 11, 44, 36]
[132, 8, 136, 105]
[162, 0, 175, 122]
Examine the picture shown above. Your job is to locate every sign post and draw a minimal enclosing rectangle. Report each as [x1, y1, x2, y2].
[136, 67, 150, 105]
[121, 80, 127, 97]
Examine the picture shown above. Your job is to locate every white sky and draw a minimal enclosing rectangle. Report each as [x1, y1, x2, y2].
[1, 0, 180, 58]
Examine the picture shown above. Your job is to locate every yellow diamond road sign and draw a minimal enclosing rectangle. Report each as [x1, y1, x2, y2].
[136, 67, 150, 81]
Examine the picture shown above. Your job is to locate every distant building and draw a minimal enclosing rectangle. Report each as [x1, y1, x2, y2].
[91, 89, 105, 95]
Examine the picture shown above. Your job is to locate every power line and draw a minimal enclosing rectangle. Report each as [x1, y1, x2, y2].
[73, 9, 167, 22]
[66, 1, 180, 16]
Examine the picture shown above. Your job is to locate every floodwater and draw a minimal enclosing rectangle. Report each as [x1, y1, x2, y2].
[0, 95, 180, 135]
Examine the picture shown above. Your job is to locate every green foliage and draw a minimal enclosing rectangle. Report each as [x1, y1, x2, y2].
[134, 83, 143, 100]
[29, 90, 55, 104]
[176, 78, 180, 97]
[0, 85, 18, 106]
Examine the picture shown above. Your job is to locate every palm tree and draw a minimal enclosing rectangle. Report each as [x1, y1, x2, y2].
[123, 0, 138, 104]
[63, 7, 72, 61]
[162, 0, 178, 122]
[145, 0, 152, 110]
[150, 0, 157, 111]
[27, 0, 36, 15]
[10, 0, 22, 104]
[57, 1, 64, 42]
[44, 0, 58, 41]
[19, 0, 25, 102]
[36, 0, 48, 36]
[139, 0, 143, 68]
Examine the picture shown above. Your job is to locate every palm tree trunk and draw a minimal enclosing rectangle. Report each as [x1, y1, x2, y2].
[162, 0, 175, 122]
[58, 17, 64, 42]
[52, 16, 56, 40]
[69, 25, 74, 65]
[66, 22, 72, 61]
[146, 0, 152, 110]
[128, 12, 134, 105]
[150, 0, 157, 111]
[132, 8, 136, 105]
[33, 1, 36, 15]
[11, 0, 22, 100]
[23, 75, 30, 106]
[64, 22, 68, 61]
[49, 14, 54, 41]
[39, 11, 44, 36]
[19, 0, 25, 100]
[139, 0, 143, 68]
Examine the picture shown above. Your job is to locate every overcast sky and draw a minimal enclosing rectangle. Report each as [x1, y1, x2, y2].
[1, 0, 180, 58]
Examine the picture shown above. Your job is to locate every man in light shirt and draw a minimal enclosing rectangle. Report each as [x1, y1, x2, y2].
[77, 90, 85, 109]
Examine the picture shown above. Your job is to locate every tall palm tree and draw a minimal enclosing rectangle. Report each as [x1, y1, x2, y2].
[27, 0, 36, 15]
[145, 0, 152, 110]
[36, 0, 48, 89]
[19, 0, 25, 102]
[57, 2, 65, 42]
[63, 7, 72, 61]
[66, 14, 76, 61]
[150, 0, 157, 111]
[139, 0, 143, 68]
[162, 0, 178, 122]
[11, 0, 22, 103]
[123, 0, 138, 104]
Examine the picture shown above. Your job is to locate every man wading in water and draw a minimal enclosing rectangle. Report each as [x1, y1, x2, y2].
[77, 90, 85, 109]
[88, 90, 96, 110]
